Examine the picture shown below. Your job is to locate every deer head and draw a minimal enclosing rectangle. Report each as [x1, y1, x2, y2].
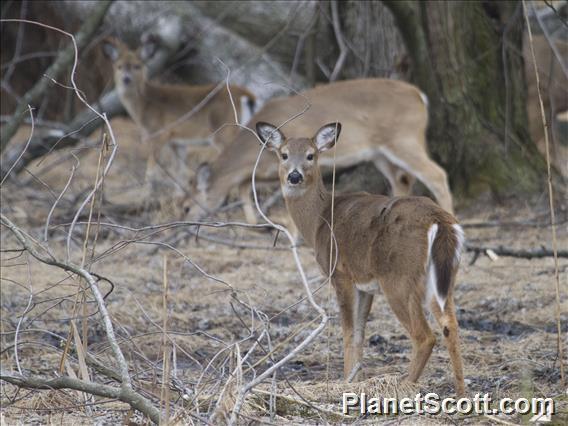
[255, 121, 342, 197]
[102, 36, 158, 97]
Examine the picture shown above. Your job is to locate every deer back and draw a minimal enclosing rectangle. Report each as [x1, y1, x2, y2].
[313, 195, 457, 284]
[196, 78, 429, 214]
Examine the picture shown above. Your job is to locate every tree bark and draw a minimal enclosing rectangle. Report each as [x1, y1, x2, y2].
[190, 1, 322, 67]
[383, 0, 544, 197]
[340, 1, 404, 79]
[0, 0, 113, 154]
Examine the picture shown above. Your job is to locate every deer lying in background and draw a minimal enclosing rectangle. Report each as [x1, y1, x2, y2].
[190, 79, 453, 226]
[102, 37, 256, 192]
[256, 121, 465, 394]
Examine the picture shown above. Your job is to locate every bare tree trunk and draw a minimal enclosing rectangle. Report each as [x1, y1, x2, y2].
[340, 0, 404, 79]
[383, 0, 544, 198]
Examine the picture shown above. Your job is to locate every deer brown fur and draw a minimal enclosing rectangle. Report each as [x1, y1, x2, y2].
[190, 79, 454, 225]
[256, 121, 466, 395]
[524, 34, 567, 178]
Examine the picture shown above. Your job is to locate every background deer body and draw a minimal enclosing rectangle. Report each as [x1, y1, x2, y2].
[524, 35, 567, 178]
[193, 79, 453, 225]
[103, 38, 256, 192]
[256, 122, 465, 394]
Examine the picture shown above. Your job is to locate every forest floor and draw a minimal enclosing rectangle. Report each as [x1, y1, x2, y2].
[1, 119, 567, 425]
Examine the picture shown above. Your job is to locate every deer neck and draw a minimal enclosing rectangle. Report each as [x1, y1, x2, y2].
[283, 173, 330, 248]
[117, 80, 148, 128]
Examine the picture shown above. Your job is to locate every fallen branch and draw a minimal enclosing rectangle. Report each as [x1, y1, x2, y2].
[466, 243, 568, 259]
[251, 388, 356, 422]
[0, 373, 160, 424]
[461, 217, 568, 228]
[0, 213, 162, 423]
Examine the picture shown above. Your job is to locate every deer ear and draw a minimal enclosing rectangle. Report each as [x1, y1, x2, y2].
[138, 33, 159, 62]
[256, 122, 284, 150]
[196, 163, 211, 192]
[315, 122, 341, 152]
[102, 38, 120, 62]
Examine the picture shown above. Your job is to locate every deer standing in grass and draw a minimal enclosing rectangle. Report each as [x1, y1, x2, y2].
[102, 37, 256, 194]
[191, 79, 453, 226]
[256, 121, 465, 395]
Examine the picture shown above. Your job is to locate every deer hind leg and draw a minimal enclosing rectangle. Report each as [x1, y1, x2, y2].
[373, 155, 416, 197]
[379, 145, 454, 214]
[430, 297, 465, 396]
[144, 144, 158, 191]
[238, 183, 258, 225]
[140, 146, 161, 212]
[144, 144, 174, 214]
[383, 282, 436, 383]
[350, 288, 374, 381]
[144, 133, 171, 195]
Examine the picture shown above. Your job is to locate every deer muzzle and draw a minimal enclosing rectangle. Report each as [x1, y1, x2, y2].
[287, 170, 303, 185]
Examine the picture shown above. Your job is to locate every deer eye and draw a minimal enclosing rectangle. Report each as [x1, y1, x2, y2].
[281, 153, 288, 160]
[306, 154, 314, 161]
[133, 64, 142, 70]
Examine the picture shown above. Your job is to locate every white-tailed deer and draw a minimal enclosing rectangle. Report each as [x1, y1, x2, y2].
[256, 121, 465, 395]
[190, 79, 454, 226]
[524, 34, 567, 177]
[102, 37, 256, 192]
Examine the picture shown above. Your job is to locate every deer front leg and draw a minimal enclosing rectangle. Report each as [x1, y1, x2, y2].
[373, 156, 416, 197]
[144, 133, 171, 199]
[333, 278, 358, 380]
[144, 148, 157, 189]
[238, 183, 258, 224]
[143, 148, 166, 214]
[350, 288, 374, 381]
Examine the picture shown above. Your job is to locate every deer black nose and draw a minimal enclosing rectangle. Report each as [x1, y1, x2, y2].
[122, 75, 132, 85]
[287, 170, 303, 185]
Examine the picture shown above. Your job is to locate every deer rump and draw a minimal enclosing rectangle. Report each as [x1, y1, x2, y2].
[313, 194, 462, 309]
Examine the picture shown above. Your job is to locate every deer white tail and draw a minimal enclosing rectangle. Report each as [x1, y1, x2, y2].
[239, 95, 256, 125]
[426, 223, 464, 311]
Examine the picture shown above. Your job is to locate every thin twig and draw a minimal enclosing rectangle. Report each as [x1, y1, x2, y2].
[0, 105, 34, 185]
[160, 254, 171, 425]
[44, 154, 79, 243]
[13, 252, 33, 375]
[1, 214, 131, 386]
[329, 0, 348, 82]
[523, 0, 565, 385]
